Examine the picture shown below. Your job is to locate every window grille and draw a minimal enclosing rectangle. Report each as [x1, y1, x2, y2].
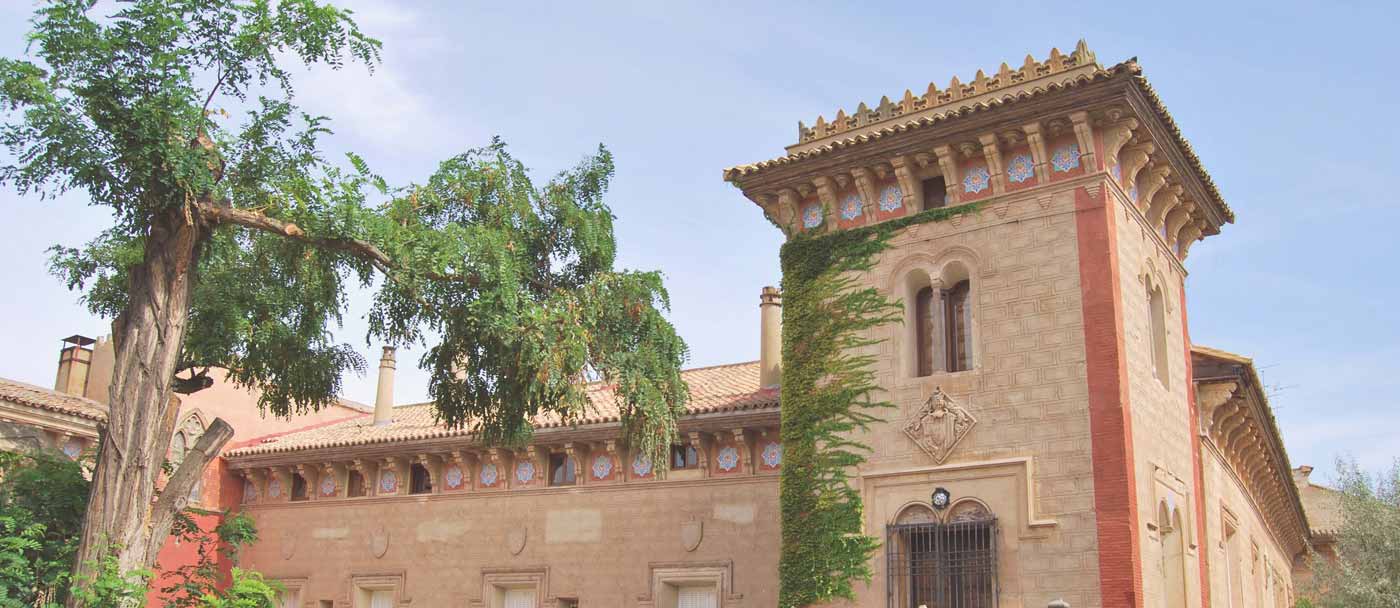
[886, 518, 998, 608]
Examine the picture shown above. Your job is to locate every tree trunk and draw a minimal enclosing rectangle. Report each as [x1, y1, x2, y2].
[69, 207, 214, 604]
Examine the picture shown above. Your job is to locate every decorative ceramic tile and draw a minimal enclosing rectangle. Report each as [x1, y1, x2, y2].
[880, 184, 903, 212]
[479, 463, 499, 486]
[631, 453, 653, 476]
[1110, 163, 1122, 182]
[839, 194, 862, 220]
[444, 464, 464, 489]
[319, 475, 336, 496]
[244, 479, 258, 502]
[801, 203, 824, 229]
[962, 166, 991, 194]
[716, 446, 740, 472]
[1129, 185, 1138, 201]
[1006, 154, 1035, 183]
[61, 438, 82, 458]
[592, 455, 613, 479]
[379, 470, 398, 494]
[515, 460, 535, 483]
[268, 477, 282, 498]
[761, 442, 782, 467]
[1051, 143, 1081, 172]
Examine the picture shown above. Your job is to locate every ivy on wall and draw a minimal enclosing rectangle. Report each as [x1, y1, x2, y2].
[777, 202, 983, 606]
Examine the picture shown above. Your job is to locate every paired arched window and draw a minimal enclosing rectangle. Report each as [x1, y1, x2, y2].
[169, 414, 205, 504]
[909, 263, 974, 377]
[887, 500, 997, 608]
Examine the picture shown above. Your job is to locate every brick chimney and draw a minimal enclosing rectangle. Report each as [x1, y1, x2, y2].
[54, 335, 96, 396]
[374, 347, 396, 425]
[759, 286, 782, 388]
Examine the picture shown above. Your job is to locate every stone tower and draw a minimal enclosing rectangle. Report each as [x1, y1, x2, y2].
[724, 42, 1237, 607]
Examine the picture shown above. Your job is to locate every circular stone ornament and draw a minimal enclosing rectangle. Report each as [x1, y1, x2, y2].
[931, 487, 952, 511]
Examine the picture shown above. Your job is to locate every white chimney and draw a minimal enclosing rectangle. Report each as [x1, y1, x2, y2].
[759, 286, 782, 388]
[374, 347, 396, 425]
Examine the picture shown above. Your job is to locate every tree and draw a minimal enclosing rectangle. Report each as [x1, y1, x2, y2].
[1303, 459, 1400, 608]
[0, 0, 689, 596]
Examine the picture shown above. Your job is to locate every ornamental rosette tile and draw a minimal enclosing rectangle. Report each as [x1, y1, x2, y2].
[444, 465, 463, 489]
[839, 193, 863, 220]
[962, 166, 991, 194]
[761, 442, 782, 467]
[319, 476, 336, 496]
[479, 463, 498, 486]
[592, 455, 613, 479]
[632, 453, 653, 476]
[515, 460, 535, 483]
[1051, 143, 1081, 172]
[802, 204, 824, 228]
[879, 184, 903, 212]
[1007, 154, 1034, 183]
[379, 470, 397, 493]
[716, 446, 740, 471]
[902, 388, 977, 464]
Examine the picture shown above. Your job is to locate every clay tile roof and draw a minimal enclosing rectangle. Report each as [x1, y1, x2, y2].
[722, 56, 1234, 226]
[0, 377, 108, 422]
[227, 361, 777, 456]
[1294, 471, 1344, 538]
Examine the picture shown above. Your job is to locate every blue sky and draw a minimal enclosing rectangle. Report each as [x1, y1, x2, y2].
[1, 1, 1396, 478]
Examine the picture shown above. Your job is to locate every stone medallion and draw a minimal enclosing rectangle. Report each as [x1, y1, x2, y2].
[680, 519, 704, 552]
[506, 527, 527, 556]
[902, 388, 977, 464]
[279, 530, 296, 560]
[369, 525, 389, 559]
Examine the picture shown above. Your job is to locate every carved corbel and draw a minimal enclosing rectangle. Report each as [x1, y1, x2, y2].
[1198, 381, 1238, 436]
[1069, 111, 1097, 169]
[890, 155, 923, 210]
[688, 431, 709, 477]
[730, 428, 752, 474]
[774, 189, 801, 234]
[977, 133, 1006, 194]
[1177, 221, 1205, 259]
[811, 176, 839, 230]
[1136, 164, 1172, 210]
[850, 167, 879, 220]
[1147, 184, 1184, 228]
[244, 468, 267, 501]
[1022, 121, 1050, 182]
[562, 442, 583, 485]
[932, 145, 961, 205]
[1120, 142, 1156, 188]
[1163, 202, 1197, 247]
[1098, 114, 1140, 169]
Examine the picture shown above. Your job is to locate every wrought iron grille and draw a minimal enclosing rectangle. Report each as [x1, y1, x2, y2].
[886, 518, 999, 608]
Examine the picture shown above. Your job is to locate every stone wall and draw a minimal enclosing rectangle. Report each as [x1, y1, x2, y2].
[237, 475, 779, 606]
[848, 180, 1102, 607]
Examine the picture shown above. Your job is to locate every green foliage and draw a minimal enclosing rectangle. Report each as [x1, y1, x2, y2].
[69, 552, 151, 608]
[159, 510, 277, 608]
[3, 0, 689, 467]
[776, 203, 982, 606]
[1303, 458, 1400, 608]
[0, 451, 90, 606]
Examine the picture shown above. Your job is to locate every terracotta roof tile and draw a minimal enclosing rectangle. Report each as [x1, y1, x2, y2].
[227, 361, 776, 456]
[0, 377, 108, 422]
[723, 60, 1234, 227]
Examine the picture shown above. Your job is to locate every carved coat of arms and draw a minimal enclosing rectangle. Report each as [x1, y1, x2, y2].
[903, 389, 977, 464]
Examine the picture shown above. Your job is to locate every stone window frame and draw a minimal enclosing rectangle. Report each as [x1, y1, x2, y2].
[275, 577, 307, 608]
[350, 572, 405, 608]
[886, 247, 988, 382]
[1140, 258, 1175, 391]
[469, 567, 551, 608]
[637, 560, 739, 608]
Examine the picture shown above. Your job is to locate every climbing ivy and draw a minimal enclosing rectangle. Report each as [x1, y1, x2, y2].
[777, 202, 983, 606]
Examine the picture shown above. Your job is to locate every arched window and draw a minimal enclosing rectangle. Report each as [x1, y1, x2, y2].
[1148, 283, 1169, 387]
[1160, 502, 1188, 608]
[409, 463, 433, 495]
[347, 470, 367, 498]
[671, 444, 699, 470]
[909, 262, 975, 378]
[944, 280, 972, 373]
[290, 473, 309, 501]
[886, 500, 998, 608]
[549, 454, 577, 486]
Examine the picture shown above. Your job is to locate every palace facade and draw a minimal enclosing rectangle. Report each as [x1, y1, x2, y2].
[0, 42, 1337, 608]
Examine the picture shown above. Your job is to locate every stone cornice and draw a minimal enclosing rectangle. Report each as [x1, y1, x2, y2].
[225, 407, 780, 470]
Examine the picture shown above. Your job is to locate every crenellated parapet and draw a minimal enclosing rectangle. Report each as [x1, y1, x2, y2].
[1193, 346, 1311, 558]
[724, 42, 1235, 264]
